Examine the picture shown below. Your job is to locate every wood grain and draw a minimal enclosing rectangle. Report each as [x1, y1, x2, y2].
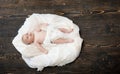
[0, 0, 120, 74]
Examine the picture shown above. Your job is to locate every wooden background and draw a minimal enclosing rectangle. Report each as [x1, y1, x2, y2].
[0, 0, 120, 74]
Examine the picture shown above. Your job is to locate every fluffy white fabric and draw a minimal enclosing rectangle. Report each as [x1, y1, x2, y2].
[12, 13, 83, 71]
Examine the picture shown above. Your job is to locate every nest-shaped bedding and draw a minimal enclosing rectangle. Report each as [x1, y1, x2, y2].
[12, 13, 83, 71]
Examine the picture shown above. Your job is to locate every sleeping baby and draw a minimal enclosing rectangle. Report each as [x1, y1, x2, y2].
[22, 23, 74, 54]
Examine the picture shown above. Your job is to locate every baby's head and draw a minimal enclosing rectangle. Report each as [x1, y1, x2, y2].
[22, 32, 34, 45]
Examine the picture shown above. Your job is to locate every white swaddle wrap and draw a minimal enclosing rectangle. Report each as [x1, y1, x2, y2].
[12, 13, 83, 71]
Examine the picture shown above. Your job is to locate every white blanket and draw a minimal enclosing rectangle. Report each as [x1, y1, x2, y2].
[12, 13, 83, 71]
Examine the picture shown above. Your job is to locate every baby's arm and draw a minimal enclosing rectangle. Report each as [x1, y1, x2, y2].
[35, 42, 48, 54]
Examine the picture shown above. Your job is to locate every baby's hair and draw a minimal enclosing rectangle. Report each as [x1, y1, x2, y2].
[22, 34, 31, 45]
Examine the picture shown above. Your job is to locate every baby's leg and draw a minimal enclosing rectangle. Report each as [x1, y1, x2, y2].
[52, 38, 74, 44]
[58, 28, 73, 33]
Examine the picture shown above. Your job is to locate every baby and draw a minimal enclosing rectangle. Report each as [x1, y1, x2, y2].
[22, 23, 74, 54]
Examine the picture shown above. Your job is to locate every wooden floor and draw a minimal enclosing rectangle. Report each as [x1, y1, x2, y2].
[0, 0, 120, 74]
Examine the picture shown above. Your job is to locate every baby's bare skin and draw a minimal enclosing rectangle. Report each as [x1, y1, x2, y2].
[22, 24, 74, 54]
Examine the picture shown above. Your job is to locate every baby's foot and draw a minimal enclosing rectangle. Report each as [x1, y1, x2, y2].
[59, 28, 73, 33]
[67, 29, 73, 33]
[67, 39, 74, 43]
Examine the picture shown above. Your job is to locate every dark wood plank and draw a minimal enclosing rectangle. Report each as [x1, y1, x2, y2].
[0, 0, 120, 74]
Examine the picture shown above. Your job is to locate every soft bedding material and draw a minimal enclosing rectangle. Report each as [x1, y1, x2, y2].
[12, 13, 83, 71]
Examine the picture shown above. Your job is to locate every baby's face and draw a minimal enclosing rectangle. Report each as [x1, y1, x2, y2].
[22, 32, 34, 44]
